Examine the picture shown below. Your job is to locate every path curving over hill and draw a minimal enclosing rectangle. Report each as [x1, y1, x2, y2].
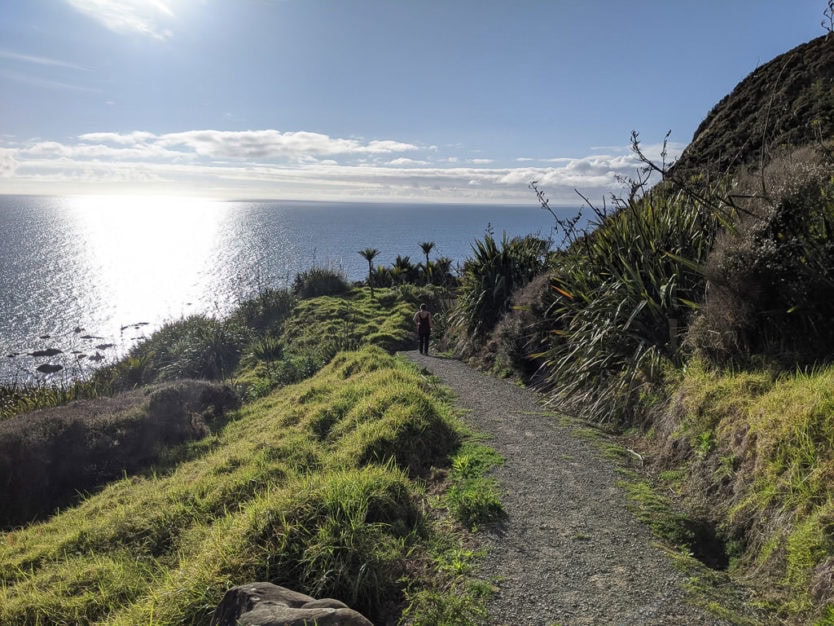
[403, 351, 730, 626]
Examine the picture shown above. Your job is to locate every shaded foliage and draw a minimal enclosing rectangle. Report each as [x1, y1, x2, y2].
[688, 173, 834, 366]
[449, 234, 549, 356]
[292, 266, 351, 299]
[0, 380, 238, 528]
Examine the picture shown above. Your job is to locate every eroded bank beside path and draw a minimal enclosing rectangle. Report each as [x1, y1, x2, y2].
[403, 350, 746, 626]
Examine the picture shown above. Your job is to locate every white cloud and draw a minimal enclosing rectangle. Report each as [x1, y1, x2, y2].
[80, 131, 157, 145]
[75, 129, 421, 160]
[65, 0, 176, 39]
[1, 129, 682, 204]
[388, 158, 430, 166]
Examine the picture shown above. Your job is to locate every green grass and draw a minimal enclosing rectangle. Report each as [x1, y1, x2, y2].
[400, 517, 493, 626]
[445, 442, 504, 529]
[280, 287, 415, 357]
[656, 361, 834, 622]
[0, 347, 480, 624]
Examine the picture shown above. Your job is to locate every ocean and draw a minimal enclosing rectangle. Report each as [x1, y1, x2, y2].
[0, 194, 574, 383]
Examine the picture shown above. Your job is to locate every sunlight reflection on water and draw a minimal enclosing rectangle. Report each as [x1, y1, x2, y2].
[66, 196, 230, 336]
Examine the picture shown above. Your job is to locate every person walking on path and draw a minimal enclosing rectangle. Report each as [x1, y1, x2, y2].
[413, 303, 432, 355]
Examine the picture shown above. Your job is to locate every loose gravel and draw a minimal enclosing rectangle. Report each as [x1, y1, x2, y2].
[403, 350, 731, 626]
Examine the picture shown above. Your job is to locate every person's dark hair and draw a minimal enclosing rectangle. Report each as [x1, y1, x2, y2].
[420, 303, 427, 311]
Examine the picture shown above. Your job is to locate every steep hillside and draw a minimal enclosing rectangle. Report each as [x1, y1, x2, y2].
[673, 34, 834, 175]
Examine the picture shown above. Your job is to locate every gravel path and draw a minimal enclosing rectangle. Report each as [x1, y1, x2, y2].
[403, 351, 729, 626]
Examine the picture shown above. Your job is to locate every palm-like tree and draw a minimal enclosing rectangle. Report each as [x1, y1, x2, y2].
[358, 248, 380, 298]
[419, 241, 435, 284]
[434, 256, 453, 286]
[393, 255, 417, 284]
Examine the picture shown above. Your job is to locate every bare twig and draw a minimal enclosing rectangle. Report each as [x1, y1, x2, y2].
[626, 448, 644, 466]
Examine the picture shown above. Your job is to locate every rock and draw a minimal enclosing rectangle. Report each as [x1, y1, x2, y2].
[211, 583, 373, 626]
[30, 348, 63, 357]
[35, 364, 63, 374]
[302, 598, 351, 610]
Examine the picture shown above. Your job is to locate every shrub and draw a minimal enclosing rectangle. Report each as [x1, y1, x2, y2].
[541, 189, 717, 423]
[229, 287, 296, 334]
[687, 159, 834, 366]
[449, 234, 549, 356]
[0, 380, 238, 528]
[121, 315, 248, 384]
[485, 272, 553, 380]
[292, 267, 350, 299]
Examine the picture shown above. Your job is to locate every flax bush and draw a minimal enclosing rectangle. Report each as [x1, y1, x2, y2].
[542, 190, 718, 423]
[449, 234, 549, 356]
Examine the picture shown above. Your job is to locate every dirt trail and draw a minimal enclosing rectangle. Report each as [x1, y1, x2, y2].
[404, 351, 730, 626]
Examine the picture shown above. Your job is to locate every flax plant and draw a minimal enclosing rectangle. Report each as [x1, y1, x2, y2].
[449, 234, 548, 352]
[542, 189, 718, 423]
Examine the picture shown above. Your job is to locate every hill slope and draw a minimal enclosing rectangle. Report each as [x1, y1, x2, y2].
[673, 34, 834, 174]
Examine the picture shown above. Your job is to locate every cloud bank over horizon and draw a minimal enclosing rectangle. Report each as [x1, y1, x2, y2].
[0, 128, 683, 205]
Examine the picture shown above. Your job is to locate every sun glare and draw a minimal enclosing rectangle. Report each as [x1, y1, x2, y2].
[65, 195, 229, 336]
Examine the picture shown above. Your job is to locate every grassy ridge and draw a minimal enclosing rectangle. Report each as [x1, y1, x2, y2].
[280, 287, 417, 355]
[0, 347, 465, 624]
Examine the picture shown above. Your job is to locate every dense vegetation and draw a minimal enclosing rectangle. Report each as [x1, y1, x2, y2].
[672, 34, 834, 176]
[447, 136, 834, 621]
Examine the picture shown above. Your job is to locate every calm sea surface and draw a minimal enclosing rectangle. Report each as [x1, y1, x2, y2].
[0, 194, 572, 383]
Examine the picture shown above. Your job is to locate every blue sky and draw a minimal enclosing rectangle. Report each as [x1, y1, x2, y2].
[0, 0, 825, 204]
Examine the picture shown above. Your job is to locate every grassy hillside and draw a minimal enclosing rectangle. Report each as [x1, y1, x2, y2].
[0, 277, 501, 625]
[673, 34, 834, 175]
[0, 347, 489, 624]
[650, 362, 834, 623]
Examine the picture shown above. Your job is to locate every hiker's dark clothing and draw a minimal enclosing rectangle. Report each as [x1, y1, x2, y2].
[415, 310, 431, 355]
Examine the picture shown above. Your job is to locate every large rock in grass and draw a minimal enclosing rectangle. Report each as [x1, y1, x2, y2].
[211, 583, 373, 626]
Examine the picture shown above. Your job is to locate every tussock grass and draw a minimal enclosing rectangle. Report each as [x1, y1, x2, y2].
[0, 347, 465, 624]
[280, 287, 415, 356]
[660, 362, 834, 621]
